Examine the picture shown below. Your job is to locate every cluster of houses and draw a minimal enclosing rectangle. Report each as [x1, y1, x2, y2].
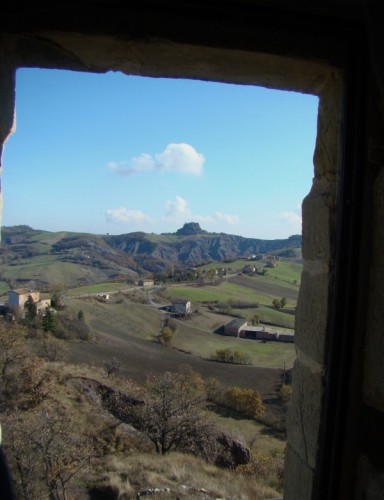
[223, 318, 294, 343]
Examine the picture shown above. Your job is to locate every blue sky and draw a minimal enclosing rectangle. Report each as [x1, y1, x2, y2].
[2, 68, 318, 239]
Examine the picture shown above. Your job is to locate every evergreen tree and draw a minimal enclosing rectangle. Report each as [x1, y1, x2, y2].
[24, 295, 37, 323]
[42, 307, 56, 333]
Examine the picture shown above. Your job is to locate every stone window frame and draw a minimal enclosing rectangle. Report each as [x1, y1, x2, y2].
[0, 23, 364, 499]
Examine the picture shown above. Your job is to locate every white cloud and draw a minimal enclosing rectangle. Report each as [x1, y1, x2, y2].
[106, 153, 155, 176]
[105, 196, 240, 234]
[280, 210, 302, 228]
[164, 195, 191, 219]
[195, 212, 240, 225]
[155, 143, 204, 175]
[106, 207, 151, 223]
[162, 196, 239, 231]
[107, 143, 205, 176]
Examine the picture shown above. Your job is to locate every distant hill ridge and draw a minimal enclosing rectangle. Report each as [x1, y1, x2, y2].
[1, 223, 302, 275]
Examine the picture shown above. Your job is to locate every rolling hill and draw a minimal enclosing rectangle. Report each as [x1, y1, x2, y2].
[0, 223, 302, 289]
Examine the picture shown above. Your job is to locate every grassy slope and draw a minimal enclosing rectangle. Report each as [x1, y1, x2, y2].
[2, 256, 114, 285]
[171, 320, 295, 368]
[163, 278, 297, 330]
[199, 259, 302, 284]
[65, 282, 133, 296]
[166, 282, 272, 303]
[64, 294, 295, 370]
[12, 360, 282, 500]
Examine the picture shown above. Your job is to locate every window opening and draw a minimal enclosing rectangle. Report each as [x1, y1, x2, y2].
[0, 67, 318, 498]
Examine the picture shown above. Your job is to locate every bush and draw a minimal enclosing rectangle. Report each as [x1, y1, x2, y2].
[54, 310, 91, 341]
[236, 449, 284, 492]
[210, 348, 251, 365]
[159, 326, 173, 345]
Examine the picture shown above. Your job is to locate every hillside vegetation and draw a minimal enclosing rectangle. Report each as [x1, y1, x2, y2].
[0, 223, 302, 289]
[0, 317, 286, 499]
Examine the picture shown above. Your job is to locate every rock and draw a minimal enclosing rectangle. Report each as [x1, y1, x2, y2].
[215, 430, 251, 468]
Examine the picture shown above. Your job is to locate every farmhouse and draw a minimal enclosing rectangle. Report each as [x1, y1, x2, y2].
[138, 279, 154, 287]
[8, 289, 51, 313]
[171, 299, 191, 316]
[98, 293, 110, 300]
[223, 318, 248, 337]
[240, 325, 294, 343]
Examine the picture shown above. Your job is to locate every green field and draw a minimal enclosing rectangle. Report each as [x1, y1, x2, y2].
[1, 255, 123, 287]
[166, 282, 274, 304]
[162, 279, 297, 330]
[171, 321, 295, 368]
[65, 282, 130, 296]
[199, 260, 302, 288]
[257, 261, 302, 287]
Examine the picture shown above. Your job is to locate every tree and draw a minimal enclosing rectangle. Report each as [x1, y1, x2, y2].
[24, 295, 37, 324]
[42, 306, 56, 333]
[77, 309, 84, 321]
[3, 410, 93, 500]
[272, 298, 281, 309]
[224, 387, 265, 418]
[103, 357, 121, 377]
[41, 334, 68, 362]
[130, 371, 216, 457]
[0, 322, 27, 379]
[251, 314, 260, 326]
[51, 290, 64, 310]
[280, 297, 287, 308]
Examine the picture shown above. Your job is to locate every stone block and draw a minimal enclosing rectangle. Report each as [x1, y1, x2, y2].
[301, 184, 336, 263]
[313, 88, 342, 179]
[286, 357, 324, 469]
[284, 443, 315, 500]
[295, 269, 329, 365]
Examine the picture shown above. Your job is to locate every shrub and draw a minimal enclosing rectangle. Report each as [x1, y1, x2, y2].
[159, 326, 174, 345]
[54, 310, 91, 341]
[210, 348, 251, 365]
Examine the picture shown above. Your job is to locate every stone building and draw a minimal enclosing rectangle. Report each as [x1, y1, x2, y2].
[8, 289, 40, 311]
[1, 2, 384, 499]
[223, 318, 248, 336]
[171, 299, 191, 316]
[7, 289, 51, 313]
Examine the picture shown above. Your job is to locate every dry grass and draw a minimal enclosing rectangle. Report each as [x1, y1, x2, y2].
[6, 338, 285, 499]
[92, 452, 281, 499]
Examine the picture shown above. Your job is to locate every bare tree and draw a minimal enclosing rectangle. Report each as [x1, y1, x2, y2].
[130, 371, 217, 458]
[0, 322, 27, 379]
[103, 357, 121, 377]
[41, 334, 68, 362]
[3, 410, 93, 500]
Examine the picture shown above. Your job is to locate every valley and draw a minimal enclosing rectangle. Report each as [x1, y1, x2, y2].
[0, 224, 302, 498]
